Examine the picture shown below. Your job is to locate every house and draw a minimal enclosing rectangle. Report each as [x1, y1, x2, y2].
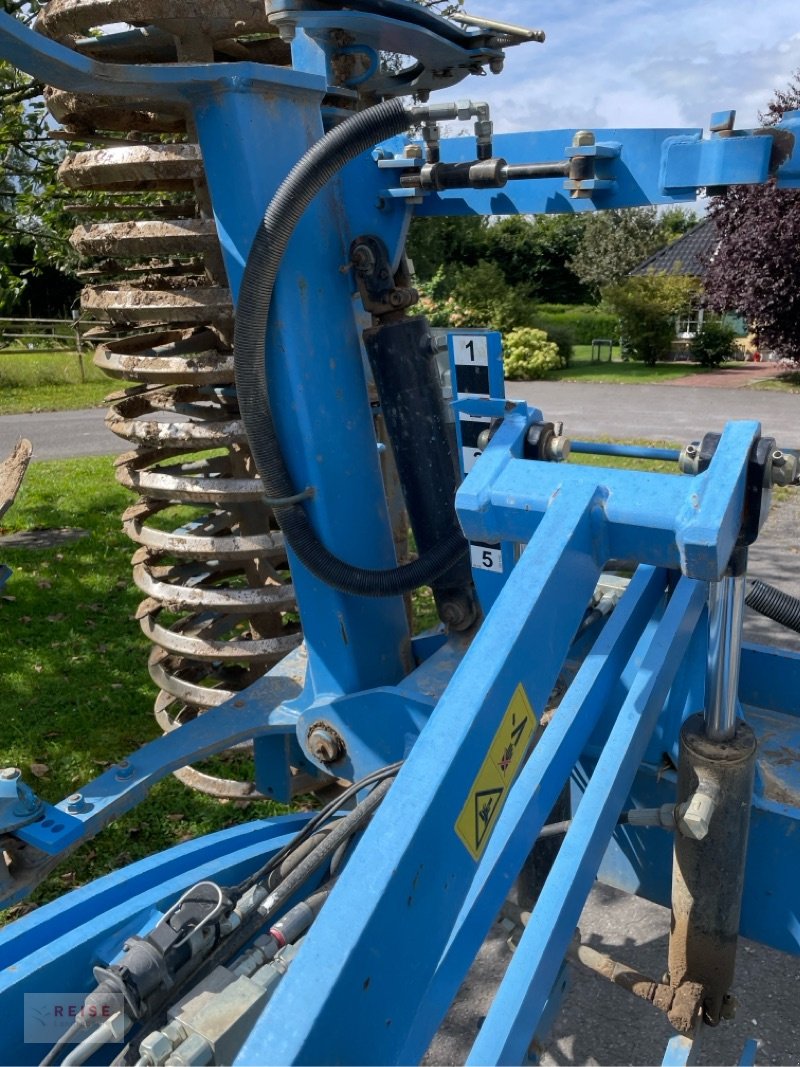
[630, 218, 721, 340]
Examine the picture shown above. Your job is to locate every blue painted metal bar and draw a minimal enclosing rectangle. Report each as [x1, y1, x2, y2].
[467, 576, 707, 1065]
[738, 1038, 760, 1066]
[192, 65, 412, 699]
[570, 440, 682, 463]
[457, 413, 760, 580]
[400, 565, 670, 1062]
[236, 485, 603, 1064]
[0, 11, 325, 102]
[662, 1032, 701, 1067]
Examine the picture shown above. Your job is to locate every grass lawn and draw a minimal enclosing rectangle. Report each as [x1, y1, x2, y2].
[751, 371, 800, 394]
[552, 345, 737, 384]
[0, 348, 127, 415]
[0, 456, 293, 918]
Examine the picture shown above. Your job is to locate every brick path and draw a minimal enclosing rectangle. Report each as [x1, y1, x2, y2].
[666, 362, 785, 388]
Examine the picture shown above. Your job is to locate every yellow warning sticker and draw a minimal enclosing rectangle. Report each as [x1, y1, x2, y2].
[455, 683, 537, 861]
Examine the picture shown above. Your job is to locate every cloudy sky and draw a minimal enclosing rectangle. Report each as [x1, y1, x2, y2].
[451, 0, 799, 134]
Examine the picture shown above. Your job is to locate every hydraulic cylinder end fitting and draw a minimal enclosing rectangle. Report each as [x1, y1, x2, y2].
[667, 713, 757, 1030]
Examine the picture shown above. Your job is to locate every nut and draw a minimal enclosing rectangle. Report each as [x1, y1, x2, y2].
[307, 724, 345, 765]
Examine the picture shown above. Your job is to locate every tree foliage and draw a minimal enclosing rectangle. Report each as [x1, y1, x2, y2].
[604, 274, 700, 365]
[570, 206, 697, 296]
[705, 71, 800, 360]
[485, 215, 590, 304]
[0, 4, 78, 311]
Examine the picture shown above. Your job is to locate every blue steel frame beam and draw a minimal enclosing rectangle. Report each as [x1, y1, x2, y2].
[457, 410, 761, 581]
[237, 485, 604, 1064]
[0, 11, 325, 103]
[400, 564, 671, 1062]
[468, 576, 707, 1065]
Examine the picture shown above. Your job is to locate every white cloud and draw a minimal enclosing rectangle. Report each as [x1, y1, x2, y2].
[440, 0, 800, 133]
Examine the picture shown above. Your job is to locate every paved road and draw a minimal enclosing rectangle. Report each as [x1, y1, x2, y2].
[1, 380, 797, 464]
[0, 406, 118, 460]
[506, 380, 800, 445]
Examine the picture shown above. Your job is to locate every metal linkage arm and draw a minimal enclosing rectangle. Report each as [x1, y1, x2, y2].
[0, 10, 325, 102]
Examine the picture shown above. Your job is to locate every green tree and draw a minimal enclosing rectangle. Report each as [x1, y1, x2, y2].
[407, 215, 488, 281]
[484, 214, 589, 304]
[604, 273, 700, 365]
[0, 5, 78, 310]
[570, 206, 697, 297]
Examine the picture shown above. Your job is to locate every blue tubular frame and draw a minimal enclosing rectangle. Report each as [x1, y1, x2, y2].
[0, 4, 799, 1063]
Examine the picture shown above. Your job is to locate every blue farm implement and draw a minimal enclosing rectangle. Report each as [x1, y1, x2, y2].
[0, 3, 799, 1064]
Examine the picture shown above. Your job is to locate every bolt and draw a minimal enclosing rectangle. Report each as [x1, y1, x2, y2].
[0, 767, 20, 781]
[352, 245, 375, 273]
[489, 58, 504, 75]
[546, 435, 572, 462]
[115, 759, 134, 780]
[403, 144, 423, 160]
[67, 792, 86, 813]
[277, 21, 296, 42]
[307, 724, 345, 765]
[572, 130, 595, 147]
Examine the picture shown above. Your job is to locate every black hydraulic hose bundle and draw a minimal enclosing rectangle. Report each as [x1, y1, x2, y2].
[234, 99, 469, 597]
[745, 578, 800, 635]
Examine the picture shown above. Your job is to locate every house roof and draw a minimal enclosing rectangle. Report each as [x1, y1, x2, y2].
[630, 218, 719, 278]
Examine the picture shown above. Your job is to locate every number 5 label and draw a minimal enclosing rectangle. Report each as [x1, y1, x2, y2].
[470, 542, 503, 572]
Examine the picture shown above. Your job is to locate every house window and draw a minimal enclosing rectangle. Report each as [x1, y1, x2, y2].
[675, 305, 705, 338]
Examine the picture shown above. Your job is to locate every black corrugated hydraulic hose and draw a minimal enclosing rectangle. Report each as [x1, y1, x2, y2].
[234, 97, 469, 597]
[745, 578, 800, 635]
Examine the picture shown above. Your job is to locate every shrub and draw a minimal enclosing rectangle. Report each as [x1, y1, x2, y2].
[416, 260, 513, 331]
[532, 319, 574, 367]
[503, 327, 561, 380]
[690, 318, 738, 367]
[525, 305, 620, 345]
[604, 274, 701, 365]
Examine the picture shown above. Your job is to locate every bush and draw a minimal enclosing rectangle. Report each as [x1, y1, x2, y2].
[532, 319, 574, 367]
[416, 260, 514, 331]
[503, 327, 561, 380]
[527, 305, 620, 345]
[604, 274, 701, 365]
[690, 319, 738, 367]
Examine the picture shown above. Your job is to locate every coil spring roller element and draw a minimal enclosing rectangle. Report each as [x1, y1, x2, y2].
[1, 2, 800, 1064]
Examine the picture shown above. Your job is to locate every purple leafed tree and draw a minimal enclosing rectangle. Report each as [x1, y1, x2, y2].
[705, 72, 800, 360]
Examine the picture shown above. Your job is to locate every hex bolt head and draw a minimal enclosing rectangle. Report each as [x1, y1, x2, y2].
[404, 144, 423, 160]
[67, 793, 85, 813]
[0, 767, 20, 781]
[307, 724, 345, 765]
